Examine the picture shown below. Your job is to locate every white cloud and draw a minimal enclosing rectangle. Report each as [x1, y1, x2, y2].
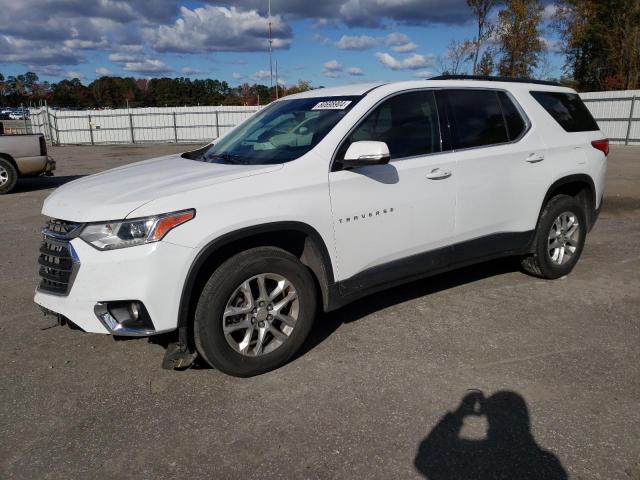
[180, 67, 202, 75]
[323, 59, 343, 71]
[322, 60, 344, 77]
[375, 52, 434, 70]
[95, 67, 111, 76]
[232, 72, 244, 80]
[122, 58, 172, 74]
[392, 42, 417, 53]
[108, 52, 138, 63]
[412, 69, 436, 78]
[251, 70, 272, 80]
[347, 67, 364, 76]
[384, 33, 411, 47]
[65, 70, 85, 80]
[335, 35, 378, 50]
[145, 6, 292, 53]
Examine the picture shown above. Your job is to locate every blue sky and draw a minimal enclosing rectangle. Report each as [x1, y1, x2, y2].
[0, 0, 563, 87]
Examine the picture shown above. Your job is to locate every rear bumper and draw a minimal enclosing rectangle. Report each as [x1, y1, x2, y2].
[45, 156, 56, 174]
[34, 239, 195, 335]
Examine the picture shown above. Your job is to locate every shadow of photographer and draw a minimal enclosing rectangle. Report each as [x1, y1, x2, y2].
[414, 390, 567, 480]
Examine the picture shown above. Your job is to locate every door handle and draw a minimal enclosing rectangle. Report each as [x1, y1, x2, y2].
[426, 168, 452, 180]
[526, 153, 545, 163]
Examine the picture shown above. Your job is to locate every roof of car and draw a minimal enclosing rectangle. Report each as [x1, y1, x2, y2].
[283, 78, 574, 101]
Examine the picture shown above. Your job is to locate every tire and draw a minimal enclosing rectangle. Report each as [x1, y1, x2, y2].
[0, 158, 18, 194]
[194, 246, 317, 377]
[521, 194, 587, 279]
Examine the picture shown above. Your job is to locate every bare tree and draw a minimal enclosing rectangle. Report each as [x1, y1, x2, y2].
[438, 39, 475, 75]
[467, 0, 499, 74]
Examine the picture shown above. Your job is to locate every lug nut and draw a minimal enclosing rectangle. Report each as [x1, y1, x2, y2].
[251, 317, 256, 324]
[267, 315, 273, 321]
[259, 301, 265, 307]
[258, 321, 265, 328]
[267, 304, 273, 310]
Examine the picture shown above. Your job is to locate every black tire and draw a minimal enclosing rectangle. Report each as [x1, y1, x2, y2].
[0, 158, 18, 194]
[521, 194, 587, 279]
[194, 246, 317, 377]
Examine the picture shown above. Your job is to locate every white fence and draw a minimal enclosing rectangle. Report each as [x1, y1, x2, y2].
[22, 89, 640, 146]
[580, 90, 640, 145]
[28, 105, 261, 145]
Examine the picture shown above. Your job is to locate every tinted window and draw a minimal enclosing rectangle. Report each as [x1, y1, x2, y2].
[497, 91, 527, 140]
[447, 89, 509, 149]
[201, 96, 360, 165]
[530, 91, 599, 132]
[338, 90, 441, 160]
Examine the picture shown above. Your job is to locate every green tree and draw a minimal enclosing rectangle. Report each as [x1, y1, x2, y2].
[496, 0, 545, 78]
[554, 0, 640, 90]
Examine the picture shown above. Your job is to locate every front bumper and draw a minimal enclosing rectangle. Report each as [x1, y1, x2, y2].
[34, 238, 195, 335]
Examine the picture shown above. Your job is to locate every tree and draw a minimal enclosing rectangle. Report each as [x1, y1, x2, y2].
[438, 39, 475, 75]
[467, 0, 499, 74]
[496, 0, 545, 78]
[554, 0, 640, 90]
[476, 49, 495, 75]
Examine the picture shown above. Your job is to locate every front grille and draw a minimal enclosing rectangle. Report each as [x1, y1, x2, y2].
[44, 218, 82, 237]
[38, 219, 82, 295]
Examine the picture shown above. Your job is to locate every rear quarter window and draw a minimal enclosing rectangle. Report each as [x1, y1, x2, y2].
[530, 91, 599, 132]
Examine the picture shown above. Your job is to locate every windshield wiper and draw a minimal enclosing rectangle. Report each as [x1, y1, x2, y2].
[205, 153, 247, 165]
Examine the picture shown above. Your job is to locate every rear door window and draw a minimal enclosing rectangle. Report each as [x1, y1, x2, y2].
[445, 89, 509, 149]
[530, 91, 599, 132]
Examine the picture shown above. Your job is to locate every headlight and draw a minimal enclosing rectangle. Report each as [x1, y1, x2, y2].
[80, 209, 195, 250]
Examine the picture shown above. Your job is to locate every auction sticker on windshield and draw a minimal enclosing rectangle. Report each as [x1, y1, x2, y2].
[311, 100, 352, 110]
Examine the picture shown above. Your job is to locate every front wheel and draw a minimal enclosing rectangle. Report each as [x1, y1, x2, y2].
[194, 247, 317, 377]
[521, 194, 587, 279]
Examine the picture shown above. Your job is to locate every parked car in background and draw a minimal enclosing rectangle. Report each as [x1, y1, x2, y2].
[34, 76, 607, 376]
[0, 132, 55, 194]
[8, 110, 28, 120]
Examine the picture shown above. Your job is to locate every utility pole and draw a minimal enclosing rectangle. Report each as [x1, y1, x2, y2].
[268, 0, 273, 94]
[275, 60, 279, 100]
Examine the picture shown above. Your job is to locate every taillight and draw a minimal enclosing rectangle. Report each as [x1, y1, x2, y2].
[591, 139, 609, 157]
[39, 135, 47, 156]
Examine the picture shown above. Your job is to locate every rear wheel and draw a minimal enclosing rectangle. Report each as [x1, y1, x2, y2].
[521, 194, 587, 279]
[0, 158, 18, 194]
[194, 247, 317, 377]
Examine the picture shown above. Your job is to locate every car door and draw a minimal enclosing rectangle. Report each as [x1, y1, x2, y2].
[440, 88, 551, 260]
[328, 90, 457, 289]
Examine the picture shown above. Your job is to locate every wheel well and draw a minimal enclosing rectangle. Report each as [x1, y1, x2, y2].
[543, 177, 595, 227]
[178, 225, 333, 348]
[0, 153, 19, 174]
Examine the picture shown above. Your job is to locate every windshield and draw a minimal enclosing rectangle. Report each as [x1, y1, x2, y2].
[198, 96, 360, 165]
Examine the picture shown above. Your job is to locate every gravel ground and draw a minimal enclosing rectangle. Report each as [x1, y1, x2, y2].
[1, 144, 639, 479]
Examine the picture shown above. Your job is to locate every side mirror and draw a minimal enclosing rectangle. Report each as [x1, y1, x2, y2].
[342, 141, 391, 168]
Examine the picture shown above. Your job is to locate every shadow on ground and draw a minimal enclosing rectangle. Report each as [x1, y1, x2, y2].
[140, 257, 523, 370]
[414, 390, 567, 479]
[298, 257, 521, 359]
[13, 175, 84, 193]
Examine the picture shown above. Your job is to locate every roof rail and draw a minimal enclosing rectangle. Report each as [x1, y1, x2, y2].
[428, 74, 563, 87]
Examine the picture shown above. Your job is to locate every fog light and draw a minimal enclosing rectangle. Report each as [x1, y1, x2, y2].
[129, 301, 140, 321]
[94, 301, 155, 336]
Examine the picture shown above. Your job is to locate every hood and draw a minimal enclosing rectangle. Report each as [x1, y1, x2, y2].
[42, 154, 282, 221]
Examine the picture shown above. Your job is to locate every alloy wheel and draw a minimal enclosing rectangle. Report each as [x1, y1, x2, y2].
[222, 273, 299, 356]
[547, 211, 580, 265]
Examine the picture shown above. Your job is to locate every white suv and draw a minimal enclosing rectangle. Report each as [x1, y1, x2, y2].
[35, 77, 608, 376]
